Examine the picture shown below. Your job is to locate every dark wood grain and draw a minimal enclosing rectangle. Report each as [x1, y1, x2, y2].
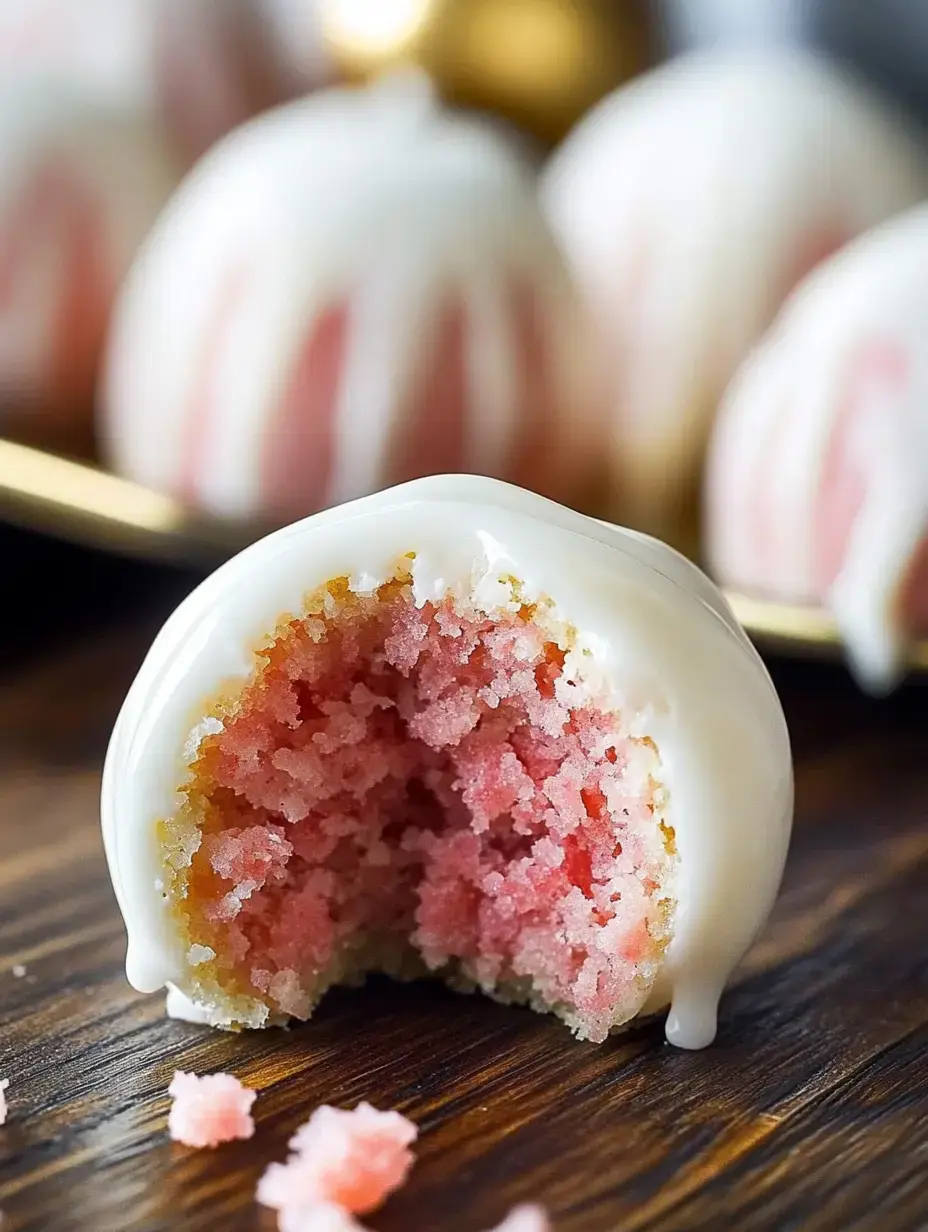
[2, 527, 928, 1232]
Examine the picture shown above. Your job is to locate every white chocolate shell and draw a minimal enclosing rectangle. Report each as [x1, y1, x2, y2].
[541, 48, 928, 539]
[101, 77, 601, 524]
[102, 475, 793, 1050]
[706, 203, 928, 693]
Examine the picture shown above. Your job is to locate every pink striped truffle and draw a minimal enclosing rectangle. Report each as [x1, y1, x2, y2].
[706, 203, 928, 693]
[101, 78, 601, 525]
[542, 48, 928, 541]
[0, 79, 179, 441]
[167, 1069, 257, 1147]
[0, 0, 288, 165]
[257, 1103, 417, 1217]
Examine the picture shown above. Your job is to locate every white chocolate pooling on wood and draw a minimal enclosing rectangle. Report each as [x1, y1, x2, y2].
[102, 476, 793, 1049]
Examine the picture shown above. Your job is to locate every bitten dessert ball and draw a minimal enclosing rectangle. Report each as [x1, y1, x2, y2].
[542, 48, 928, 541]
[0, 80, 179, 442]
[102, 476, 793, 1051]
[101, 77, 601, 525]
[0, 0, 287, 164]
[706, 204, 928, 695]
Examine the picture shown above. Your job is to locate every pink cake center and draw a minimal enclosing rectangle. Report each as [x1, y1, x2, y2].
[173, 573, 674, 1043]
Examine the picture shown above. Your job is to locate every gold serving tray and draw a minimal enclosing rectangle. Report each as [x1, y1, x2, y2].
[3, 437, 927, 672]
[0, 437, 259, 566]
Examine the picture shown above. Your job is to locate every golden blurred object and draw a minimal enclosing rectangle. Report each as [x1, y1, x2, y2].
[319, 0, 653, 143]
[0, 438, 255, 565]
[2, 437, 927, 679]
[726, 593, 856, 661]
[726, 592, 928, 672]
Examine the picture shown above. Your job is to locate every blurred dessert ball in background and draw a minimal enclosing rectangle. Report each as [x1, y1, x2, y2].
[541, 48, 928, 547]
[0, 0, 297, 165]
[706, 203, 928, 695]
[0, 80, 180, 449]
[102, 75, 602, 525]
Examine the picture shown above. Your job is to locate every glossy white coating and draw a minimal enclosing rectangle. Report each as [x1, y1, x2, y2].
[541, 47, 928, 538]
[102, 476, 793, 1049]
[707, 204, 928, 693]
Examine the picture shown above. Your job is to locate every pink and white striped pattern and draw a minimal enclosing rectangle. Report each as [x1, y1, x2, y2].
[0, 80, 179, 439]
[0, 0, 291, 164]
[706, 203, 928, 693]
[102, 81, 602, 526]
[542, 48, 928, 541]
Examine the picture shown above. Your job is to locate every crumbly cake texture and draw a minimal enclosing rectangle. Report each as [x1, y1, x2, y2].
[257, 1103, 417, 1217]
[167, 1070, 256, 1148]
[161, 562, 676, 1043]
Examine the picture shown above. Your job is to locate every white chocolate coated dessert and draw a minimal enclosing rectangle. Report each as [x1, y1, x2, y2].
[101, 77, 601, 525]
[103, 476, 792, 1050]
[707, 204, 928, 694]
[0, 79, 180, 435]
[541, 48, 928, 540]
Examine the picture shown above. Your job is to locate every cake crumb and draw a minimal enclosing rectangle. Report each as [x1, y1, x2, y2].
[11, 965, 25, 979]
[173, 579, 673, 1044]
[257, 1102, 417, 1217]
[0, 1078, 9, 1126]
[167, 1071, 256, 1148]
[488, 1205, 551, 1232]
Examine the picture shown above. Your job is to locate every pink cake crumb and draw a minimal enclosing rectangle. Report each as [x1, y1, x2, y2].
[174, 577, 675, 1044]
[167, 1070, 256, 1148]
[488, 1204, 552, 1232]
[257, 1102, 417, 1217]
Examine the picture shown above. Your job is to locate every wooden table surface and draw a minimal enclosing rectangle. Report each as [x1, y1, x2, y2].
[2, 526, 928, 1232]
